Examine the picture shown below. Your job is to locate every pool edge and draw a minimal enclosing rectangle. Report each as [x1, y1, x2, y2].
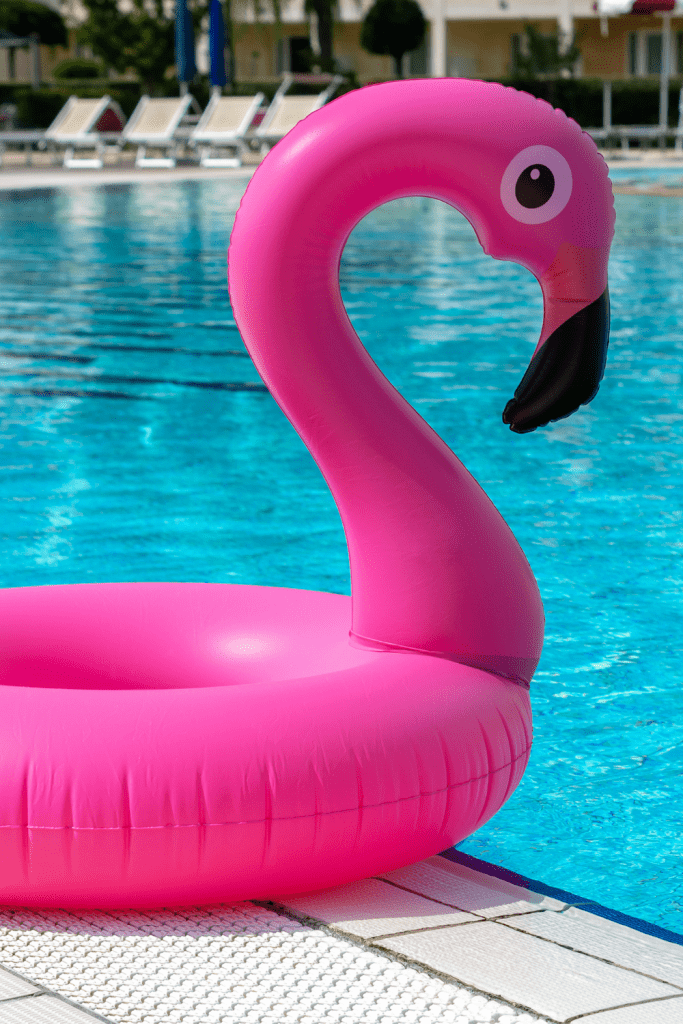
[440, 846, 683, 948]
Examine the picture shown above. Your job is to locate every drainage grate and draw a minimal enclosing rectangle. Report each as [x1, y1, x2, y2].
[0, 902, 547, 1024]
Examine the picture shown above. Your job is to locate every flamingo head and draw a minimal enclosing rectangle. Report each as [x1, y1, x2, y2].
[233, 79, 615, 435]
[454, 89, 616, 434]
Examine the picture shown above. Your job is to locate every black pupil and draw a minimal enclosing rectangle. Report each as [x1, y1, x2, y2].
[515, 164, 555, 209]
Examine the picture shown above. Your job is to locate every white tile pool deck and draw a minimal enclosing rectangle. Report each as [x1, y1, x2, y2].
[1, 852, 683, 1024]
[1, 151, 683, 1022]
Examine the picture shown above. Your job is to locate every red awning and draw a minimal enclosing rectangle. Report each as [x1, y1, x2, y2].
[630, 0, 675, 11]
[596, 0, 676, 16]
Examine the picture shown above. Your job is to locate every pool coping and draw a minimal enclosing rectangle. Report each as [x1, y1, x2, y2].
[0, 163, 256, 191]
[441, 847, 683, 949]
[0, 151, 683, 192]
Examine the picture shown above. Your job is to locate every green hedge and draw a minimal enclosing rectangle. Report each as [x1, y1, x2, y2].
[499, 76, 683, 128]
[3, 83, 142, 127]
[12, 89, 65, 128]
[3, 75, 680, 130]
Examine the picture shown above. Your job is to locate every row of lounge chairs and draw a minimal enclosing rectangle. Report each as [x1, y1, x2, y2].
[586, 82, 683, 153]
[0, 73, 344, 170]
[586, 123, 683, 152]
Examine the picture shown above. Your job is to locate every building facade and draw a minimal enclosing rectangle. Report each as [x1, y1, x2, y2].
[0, 0, 681, 86]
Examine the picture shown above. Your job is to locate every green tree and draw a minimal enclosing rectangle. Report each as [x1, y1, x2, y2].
[0, 0, 68, 45]
[78, 0, 209, 94]
[514, 23, 581, 79]
[361, 0, 425, 79]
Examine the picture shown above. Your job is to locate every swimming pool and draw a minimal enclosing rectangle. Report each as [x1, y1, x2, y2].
[0, 175, 681, 934]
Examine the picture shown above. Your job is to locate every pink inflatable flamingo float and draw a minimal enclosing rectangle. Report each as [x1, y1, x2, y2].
[0, 79, 614, 908]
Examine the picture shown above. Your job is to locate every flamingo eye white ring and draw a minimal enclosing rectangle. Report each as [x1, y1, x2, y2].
[0, 79, 614, 908]
[500, 144, 574, 224]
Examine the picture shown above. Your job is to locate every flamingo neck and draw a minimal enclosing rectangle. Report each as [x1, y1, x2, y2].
[229, 97, 545, 684]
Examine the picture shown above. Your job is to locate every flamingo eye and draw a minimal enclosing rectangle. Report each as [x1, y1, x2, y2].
[500, 145, 572, 225]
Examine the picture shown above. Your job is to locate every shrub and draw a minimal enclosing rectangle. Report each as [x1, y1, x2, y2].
[514, 24, 581, 79]
[52, 58, 103, 80]
[361, 0, 426, 78]
[14, 89, 64, 128]
[504, 76, 682, 128]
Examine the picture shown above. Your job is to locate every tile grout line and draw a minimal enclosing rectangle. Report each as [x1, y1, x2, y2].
[376, 873, 591, 919]
[0, 958, 116, 1024]
[493, 916, 683, 992]
[374, 873, 555, 917]
[0, 991, 55, 1007]
[0, 992, 46, 1004]
[565, 992, 683, 1022]
[374, 875, 482, 911]
[367, 921, 483, 940]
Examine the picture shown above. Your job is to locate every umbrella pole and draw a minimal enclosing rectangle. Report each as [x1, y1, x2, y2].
[602, 79, 612, 132]
[431, 0, 446, 77]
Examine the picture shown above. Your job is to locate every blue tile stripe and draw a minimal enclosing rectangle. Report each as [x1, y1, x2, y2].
[439, 848, 683, 949]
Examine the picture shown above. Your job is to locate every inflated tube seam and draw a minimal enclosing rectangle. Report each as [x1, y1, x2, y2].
[0, 742, 531, 831]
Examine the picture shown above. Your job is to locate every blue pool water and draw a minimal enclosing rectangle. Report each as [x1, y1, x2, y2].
[0, 175, 682, 933]
[610, 166, 683, 187]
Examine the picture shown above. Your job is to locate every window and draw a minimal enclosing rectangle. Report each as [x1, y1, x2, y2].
[289, 38, 311, 74]
[275, 36, 311, 75]
[628, 30, 683, 76]
[646, 33, 662, 74]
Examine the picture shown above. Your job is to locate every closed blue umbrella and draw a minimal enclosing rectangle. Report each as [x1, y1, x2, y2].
[209, 0, 227, 90]
[176, 0, 196, 89]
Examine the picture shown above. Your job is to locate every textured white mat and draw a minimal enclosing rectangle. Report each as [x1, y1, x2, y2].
[0, 902, 547, 1024]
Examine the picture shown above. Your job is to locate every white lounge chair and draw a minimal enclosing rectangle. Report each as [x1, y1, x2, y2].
[189, 92, 264, 168]
[587, 85, 683, 154]
[122, 94, 201, 168]
[252, 74, 343, 156]
[44, 95, 125, 169]
[0, 129, 45, 167]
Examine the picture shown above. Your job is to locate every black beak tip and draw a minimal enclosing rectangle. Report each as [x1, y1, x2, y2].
[502, 398, 540, 433]
[502, 288, 610, 436]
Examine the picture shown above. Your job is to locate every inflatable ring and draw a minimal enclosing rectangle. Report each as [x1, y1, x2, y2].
[0, 79, 614, 908]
